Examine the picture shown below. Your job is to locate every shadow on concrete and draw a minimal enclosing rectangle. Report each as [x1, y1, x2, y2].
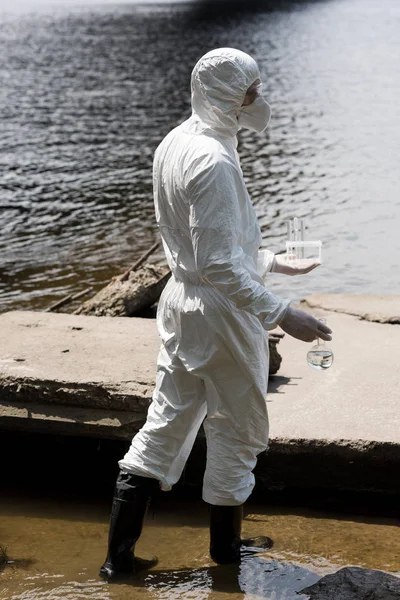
[188, 0, 332, 21]
[268, 375, 301, 394]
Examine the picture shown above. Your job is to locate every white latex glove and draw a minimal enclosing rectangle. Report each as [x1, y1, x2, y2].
[271, 253, 321, 276]
[279, 306, 332, 342]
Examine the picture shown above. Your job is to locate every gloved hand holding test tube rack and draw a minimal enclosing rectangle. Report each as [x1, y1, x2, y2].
[286, 217, 322, 263]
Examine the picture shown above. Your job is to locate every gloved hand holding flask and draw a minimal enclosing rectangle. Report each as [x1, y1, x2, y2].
[307, 317, 334, 369]
[279, 307, 332, 343]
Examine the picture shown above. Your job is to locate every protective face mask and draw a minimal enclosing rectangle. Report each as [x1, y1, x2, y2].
[238, 96, 271, 133]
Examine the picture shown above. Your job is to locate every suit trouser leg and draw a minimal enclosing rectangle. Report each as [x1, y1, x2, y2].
[202, 369, 272, 563]
[101, 346, 207, 578]
[119, 344, 207, 491]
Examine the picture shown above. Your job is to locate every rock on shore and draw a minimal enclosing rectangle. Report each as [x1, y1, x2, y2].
[300, 567, 400, 599]
[74, 264, 170, 317]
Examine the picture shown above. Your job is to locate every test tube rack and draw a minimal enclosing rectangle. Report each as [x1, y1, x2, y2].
[286, 218, 322, 262]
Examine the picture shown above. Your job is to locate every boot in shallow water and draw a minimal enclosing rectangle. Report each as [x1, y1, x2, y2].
[209, 505, 273, 565]
[100, 471, 159, 581]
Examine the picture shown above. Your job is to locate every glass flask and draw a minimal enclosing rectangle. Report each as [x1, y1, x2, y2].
[306, 318, 334, 370]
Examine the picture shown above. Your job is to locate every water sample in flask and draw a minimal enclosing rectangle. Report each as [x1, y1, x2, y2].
[307, 318, 334, 370]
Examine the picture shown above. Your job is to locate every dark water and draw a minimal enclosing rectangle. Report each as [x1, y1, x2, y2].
[1, 0, 400, 312]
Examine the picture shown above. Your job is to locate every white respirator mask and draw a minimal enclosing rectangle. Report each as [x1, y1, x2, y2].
[238, 95, 271, 133]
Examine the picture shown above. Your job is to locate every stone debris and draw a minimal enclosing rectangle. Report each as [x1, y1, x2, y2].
[300, 566, 400, 599]
[74, 264, 171, 317]
[72, 262, 283, 372]
[268, 334, 283, 375]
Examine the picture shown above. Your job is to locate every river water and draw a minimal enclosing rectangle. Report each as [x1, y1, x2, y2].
[1, 491, 399, 599]
[1, 0, 400, 312]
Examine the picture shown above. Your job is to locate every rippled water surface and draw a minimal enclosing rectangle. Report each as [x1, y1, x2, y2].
[1, 0, 400, 311]
[1, 491, 399, 600]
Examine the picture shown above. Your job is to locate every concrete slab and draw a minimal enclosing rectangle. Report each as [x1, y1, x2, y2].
[0, 302, 399, 495]
[269, 308, 400, 444]
[253, 304, 399, 496]
[0, 310, 159, 410]
[0, 310, 161, 439]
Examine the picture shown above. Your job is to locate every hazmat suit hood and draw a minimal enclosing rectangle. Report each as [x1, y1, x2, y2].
[190, 48, 261, 138]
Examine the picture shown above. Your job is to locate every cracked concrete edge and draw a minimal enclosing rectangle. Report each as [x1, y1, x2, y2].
[256, 438, 400, 495]
[186, 434, 399, 495]
[300, 295, 400, 324]
[1, 404, 398, 493]
[0, 375, 152, 412]
[0, 415, 141, 441]
[0, 400, 146, 440]
[2, 397, 398, 459]
[268, 437, 400, 459]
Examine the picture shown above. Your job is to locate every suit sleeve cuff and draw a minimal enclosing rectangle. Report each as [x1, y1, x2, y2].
[257, 249, 276, 280]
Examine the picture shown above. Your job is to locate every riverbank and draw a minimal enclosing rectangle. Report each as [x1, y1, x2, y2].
[0, 294, 399, 499]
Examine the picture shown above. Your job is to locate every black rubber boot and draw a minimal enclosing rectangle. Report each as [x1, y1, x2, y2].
[209, 505, 273, 565]
[99, 470, 159, 581]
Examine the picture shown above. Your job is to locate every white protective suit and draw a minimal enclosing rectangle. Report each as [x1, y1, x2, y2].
[119, 48, 290, 506]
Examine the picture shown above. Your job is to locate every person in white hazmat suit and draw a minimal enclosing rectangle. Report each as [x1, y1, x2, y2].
[100, 48, 332, 580]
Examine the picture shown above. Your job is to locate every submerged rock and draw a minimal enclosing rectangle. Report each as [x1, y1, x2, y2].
[300, 566, 400, 599]
[74, 264, 171, 317]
